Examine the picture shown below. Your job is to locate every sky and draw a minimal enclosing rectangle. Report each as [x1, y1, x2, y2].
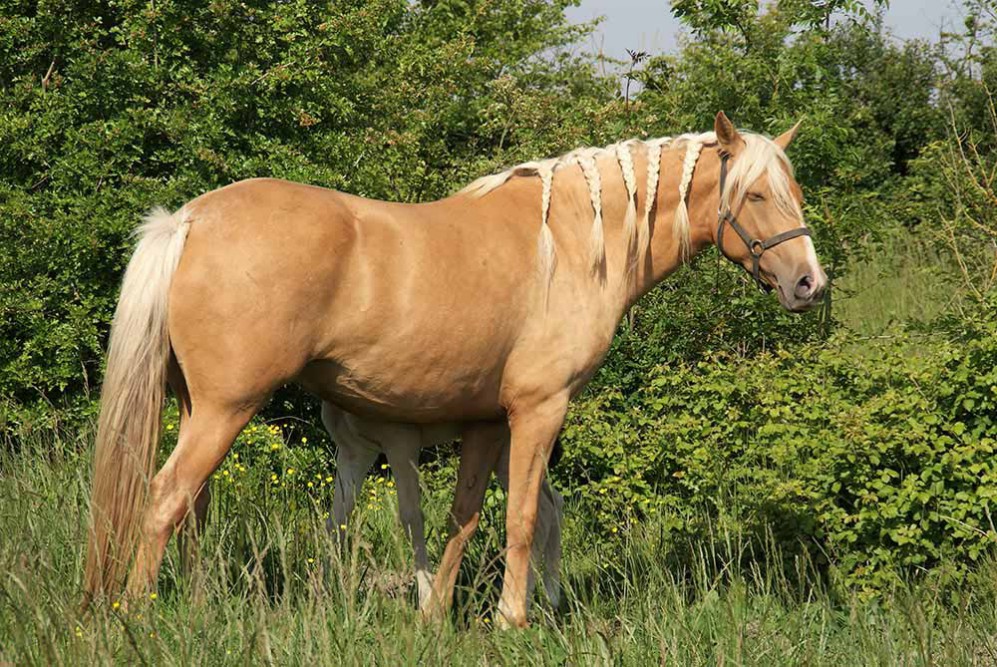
[565, 0, 968, 63]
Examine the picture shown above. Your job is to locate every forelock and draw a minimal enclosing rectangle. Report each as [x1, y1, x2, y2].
[722, 134, 801, 222]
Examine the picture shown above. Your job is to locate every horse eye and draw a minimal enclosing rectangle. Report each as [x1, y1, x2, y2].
[747, 192, 765, 202]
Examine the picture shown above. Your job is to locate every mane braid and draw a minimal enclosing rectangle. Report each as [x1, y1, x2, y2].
[575, 151, 605, 272]
[641, 140, 665, 261]
[537, 160, 556, 281]
[674, 138, 706, 262]
[615, 141, 638, 269]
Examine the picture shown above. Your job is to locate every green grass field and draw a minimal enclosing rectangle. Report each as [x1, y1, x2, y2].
[3, 428, 997, 666]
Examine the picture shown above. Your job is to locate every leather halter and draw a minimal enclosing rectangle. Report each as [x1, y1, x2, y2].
[716, 154, 811, 292]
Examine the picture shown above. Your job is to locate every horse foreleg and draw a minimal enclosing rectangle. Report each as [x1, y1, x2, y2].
[539, 481, 564, 609]
[496, 425, 564, 610]
[496, 394, 568, 628]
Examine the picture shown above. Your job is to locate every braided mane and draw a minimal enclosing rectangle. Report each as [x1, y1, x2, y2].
[459, 130, 797, 282]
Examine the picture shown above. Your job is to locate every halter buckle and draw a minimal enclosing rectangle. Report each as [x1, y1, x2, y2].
[749, 239, 765, 257]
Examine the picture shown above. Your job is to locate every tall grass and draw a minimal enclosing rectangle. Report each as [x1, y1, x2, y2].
[3, 428, 997, 665]
[835, 231, 961, 337]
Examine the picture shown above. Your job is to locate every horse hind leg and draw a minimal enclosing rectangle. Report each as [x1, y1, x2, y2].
[167, 360, 209, 580]
[124, 399, 258, 599]
[425, 421, 506, 619]
[178, 482, 210, 578]
[321, 403, 378, 543]
[383, 435, 432, 609]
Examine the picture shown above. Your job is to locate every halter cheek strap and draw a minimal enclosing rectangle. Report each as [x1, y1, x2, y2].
[716, 154, 811, 292]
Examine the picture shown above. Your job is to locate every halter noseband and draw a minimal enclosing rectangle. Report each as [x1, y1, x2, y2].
[715, 154, 811, 292]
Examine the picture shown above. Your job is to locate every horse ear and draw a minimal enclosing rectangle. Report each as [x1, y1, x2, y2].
[714, 111, 745, 155]
[774, 119, 802, 151]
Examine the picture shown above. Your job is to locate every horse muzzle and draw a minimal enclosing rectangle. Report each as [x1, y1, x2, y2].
[777, 269, 827, 312]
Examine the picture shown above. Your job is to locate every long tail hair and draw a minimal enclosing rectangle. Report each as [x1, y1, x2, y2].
[83, 207, 190, 601]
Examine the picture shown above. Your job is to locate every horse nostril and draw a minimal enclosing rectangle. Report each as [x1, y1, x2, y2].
[795, 274, 814, 299]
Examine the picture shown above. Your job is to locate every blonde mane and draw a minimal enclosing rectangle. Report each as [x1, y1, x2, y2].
[459, 130, 798, 282]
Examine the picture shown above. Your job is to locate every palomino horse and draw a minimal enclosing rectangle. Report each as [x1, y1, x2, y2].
[319, 403, 563, 610]
[84, 112, 825, 627]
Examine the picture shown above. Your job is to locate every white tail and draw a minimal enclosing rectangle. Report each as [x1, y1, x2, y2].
[83, 207, 191, 601]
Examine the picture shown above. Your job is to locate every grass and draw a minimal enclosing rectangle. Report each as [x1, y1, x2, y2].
[3, 429, 997, 665]
[835, 230, 962, 337]
[834, 230, 976, 337]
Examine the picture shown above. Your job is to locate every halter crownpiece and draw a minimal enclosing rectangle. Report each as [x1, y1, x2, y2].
[715, 154, 811, 292]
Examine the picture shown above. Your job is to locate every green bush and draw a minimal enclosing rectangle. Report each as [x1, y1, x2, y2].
[559, 300, 997, 592]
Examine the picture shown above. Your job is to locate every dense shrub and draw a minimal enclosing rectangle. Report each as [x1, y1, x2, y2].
[559, 300, 997, 591]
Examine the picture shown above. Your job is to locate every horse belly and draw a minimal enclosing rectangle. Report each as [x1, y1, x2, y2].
[296, 352, 505, 423]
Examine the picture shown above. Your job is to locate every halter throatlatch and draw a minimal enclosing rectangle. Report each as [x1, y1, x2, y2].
[715, 154, 811, 292]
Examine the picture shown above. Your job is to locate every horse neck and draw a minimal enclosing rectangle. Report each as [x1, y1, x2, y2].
[624, 144, 721, 307]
